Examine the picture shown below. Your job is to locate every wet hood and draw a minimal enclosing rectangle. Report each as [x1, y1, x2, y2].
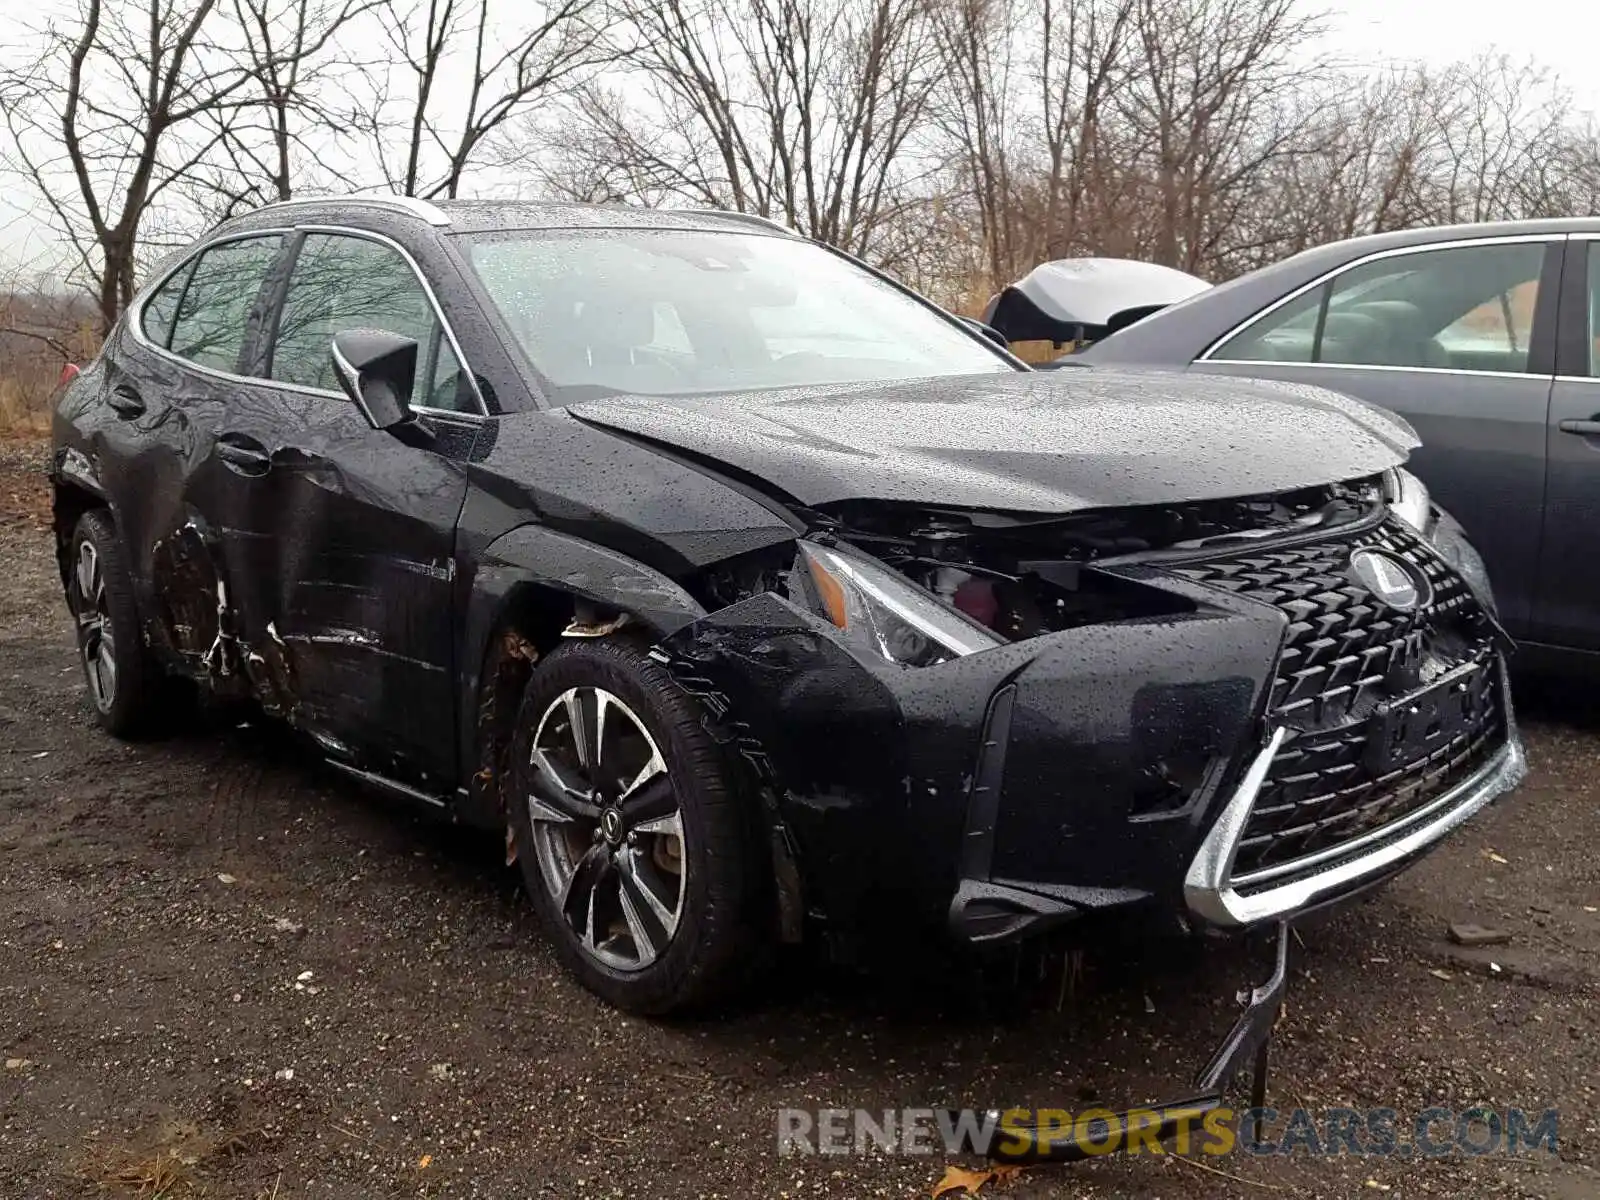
[568, 368, 1419, 513]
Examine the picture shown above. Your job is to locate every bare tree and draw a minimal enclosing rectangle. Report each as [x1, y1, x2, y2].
[0, 0, 363, 331]
[1, 0, 245, 330]
[226, 0, 383, 203]
[532, 0, 943, 262]
[1035, 0, 1138, 260]
[1112, 0, 1331, 273]
[352, 0, 610, 200]
[930, 0, 1024, 286]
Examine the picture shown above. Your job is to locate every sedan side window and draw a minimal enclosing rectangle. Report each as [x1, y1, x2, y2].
[168, 236, 284, 371]
[1589, 243, 1600, 376]
[1213, 242, 1548, 375]
[270, 233, 472, 412]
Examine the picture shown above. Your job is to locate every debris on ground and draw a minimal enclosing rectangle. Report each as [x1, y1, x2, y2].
[1447, 922, 1511, 947]
[931, 1164, 1024, 1196]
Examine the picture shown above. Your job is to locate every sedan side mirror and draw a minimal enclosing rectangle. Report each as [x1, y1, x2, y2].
[331, 329, 418, 431]
[955, 314, 1010, 350]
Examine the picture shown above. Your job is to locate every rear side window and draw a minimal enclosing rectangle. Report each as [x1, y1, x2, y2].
[140, 260, 194, 348]
[1213, 242, 1550, 374]
[269, 233, 471, 411]
[169, 236, 283, 371]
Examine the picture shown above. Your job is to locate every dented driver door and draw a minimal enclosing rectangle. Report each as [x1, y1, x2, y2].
[205, 229, 484, 792]
[207, 383, 477, 790]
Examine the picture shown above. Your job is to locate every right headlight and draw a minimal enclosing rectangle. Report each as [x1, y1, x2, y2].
[1384, 467, 1434, 538]
[1429, 509, 1499, 617]
[794, 540, 1002, 667]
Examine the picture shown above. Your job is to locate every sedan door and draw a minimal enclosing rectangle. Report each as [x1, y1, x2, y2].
[1192, 237, 1561, 638]
[209, 229, 486, 791]
[1536, 235, 1600, 651]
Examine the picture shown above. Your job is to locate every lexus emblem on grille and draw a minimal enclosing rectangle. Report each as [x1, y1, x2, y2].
[1349, 549, 1429, 612]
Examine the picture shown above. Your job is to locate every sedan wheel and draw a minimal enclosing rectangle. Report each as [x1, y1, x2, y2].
[508, 639, 770, 1014]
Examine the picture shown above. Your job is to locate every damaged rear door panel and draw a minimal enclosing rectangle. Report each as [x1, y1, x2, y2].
[120, 234, 290, 667]
[207, 229, 483, 789]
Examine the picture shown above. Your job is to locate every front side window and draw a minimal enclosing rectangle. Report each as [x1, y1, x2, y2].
[168, 236, 283, 371]
[269, 233, 472, 412]
[461, 229, 1014, 401]
[1212, 241, 1549, 374]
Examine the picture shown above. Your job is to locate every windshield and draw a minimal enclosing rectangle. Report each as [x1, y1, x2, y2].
[460, 228, 1014, 401]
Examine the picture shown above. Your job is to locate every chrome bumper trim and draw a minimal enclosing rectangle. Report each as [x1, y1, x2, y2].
[1184, 727, 1526, 928]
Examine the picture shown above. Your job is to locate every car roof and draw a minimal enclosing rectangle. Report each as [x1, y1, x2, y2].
[215, 194, 800, 239]
[1276, 216, 1600, 269]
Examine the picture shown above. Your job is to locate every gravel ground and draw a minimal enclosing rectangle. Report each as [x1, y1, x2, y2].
[1, 437, 1597, 1199]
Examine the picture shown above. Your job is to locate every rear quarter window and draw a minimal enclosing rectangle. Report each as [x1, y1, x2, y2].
[139, 260, 195, 349]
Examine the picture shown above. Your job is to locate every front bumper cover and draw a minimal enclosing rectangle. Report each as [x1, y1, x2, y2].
[657, 523, 1521, 948]
[656, 575, 1285, 945]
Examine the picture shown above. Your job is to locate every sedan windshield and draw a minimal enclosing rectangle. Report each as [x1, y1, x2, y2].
[460, 228, 1014, 401]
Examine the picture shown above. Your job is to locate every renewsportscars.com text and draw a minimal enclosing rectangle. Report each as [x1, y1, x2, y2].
[777, 1105, 1559, 1159]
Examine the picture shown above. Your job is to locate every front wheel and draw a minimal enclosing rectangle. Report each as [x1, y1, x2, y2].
[508, 639, 769, 1014]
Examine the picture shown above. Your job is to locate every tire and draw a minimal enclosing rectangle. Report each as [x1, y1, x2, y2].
[508, 638, 769, 1014]
[67, 508, 168, 737]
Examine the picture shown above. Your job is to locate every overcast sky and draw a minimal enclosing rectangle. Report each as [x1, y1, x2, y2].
[0, 0, 1593, 274]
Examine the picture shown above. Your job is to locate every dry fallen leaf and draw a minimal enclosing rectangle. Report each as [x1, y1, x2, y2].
[1428, 968, 1453, 981]
[1483, 849, 1508, 865]
[931, 1164, 1023, 1197]
[932, 1166, 992, 1197]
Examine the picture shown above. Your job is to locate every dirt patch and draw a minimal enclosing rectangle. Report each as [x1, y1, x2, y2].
[0, 512, 1596, 1198]
[0, 436, 51, 536]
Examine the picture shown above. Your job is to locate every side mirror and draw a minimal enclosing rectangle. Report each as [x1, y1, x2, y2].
[955, 315, 1010, 349]
[331, 329, 418, 431]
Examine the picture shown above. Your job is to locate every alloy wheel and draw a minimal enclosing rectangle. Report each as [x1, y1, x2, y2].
[526, 686, 686, 972]
[74, 540, 117, 713]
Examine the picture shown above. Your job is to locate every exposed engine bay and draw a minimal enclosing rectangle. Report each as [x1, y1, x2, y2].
[703, 477, 1385, 646]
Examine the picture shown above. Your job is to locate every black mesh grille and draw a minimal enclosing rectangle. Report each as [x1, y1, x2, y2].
[1169, 517, 1505, 881]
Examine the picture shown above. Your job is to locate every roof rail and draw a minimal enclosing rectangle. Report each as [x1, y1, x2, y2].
[679, 207, 798, 236]
[252, 194, 452, 227]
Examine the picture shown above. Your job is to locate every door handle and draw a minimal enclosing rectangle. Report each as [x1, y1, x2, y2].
[107, 385, 146, 418]
[1558, 418, 1600, 437]
[216, 432, 273, 476]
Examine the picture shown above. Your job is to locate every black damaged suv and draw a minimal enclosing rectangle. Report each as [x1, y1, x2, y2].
[52, 197, 1524, 1016]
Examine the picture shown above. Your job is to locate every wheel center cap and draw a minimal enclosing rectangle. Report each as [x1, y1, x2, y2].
[599, 807, 625, 846]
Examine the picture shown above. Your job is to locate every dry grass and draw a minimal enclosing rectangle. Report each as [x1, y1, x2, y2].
[1008, 339, 1074, 364]
[79, 1116, 271, 1198]
[0, 377, 53, 437]
[0, 293, 99, 437]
